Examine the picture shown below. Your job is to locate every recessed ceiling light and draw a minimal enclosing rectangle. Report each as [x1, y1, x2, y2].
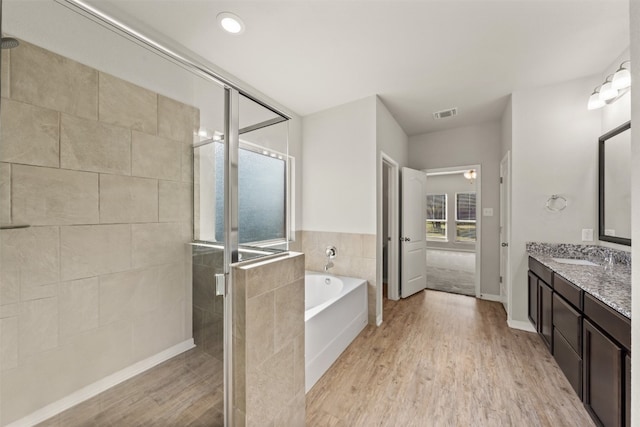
[217, 12, 245, 35]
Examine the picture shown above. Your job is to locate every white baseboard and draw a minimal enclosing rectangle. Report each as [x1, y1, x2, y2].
[507, 319, 536, 333]
[376, 314, 382, 326]
[8, 339, 195, 427]
[479, 293, 502, 302]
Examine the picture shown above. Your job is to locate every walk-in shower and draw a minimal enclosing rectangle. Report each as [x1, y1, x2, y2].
[0, 1, 289, 425]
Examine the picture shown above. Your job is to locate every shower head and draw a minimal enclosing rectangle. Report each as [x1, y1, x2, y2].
[1, 37, 19, 49]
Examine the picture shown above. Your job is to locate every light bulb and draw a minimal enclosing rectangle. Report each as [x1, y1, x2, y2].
[217, 12, 245, 34]
[599, 78, 618, 101]
[612, 68, 631, 90]
[588, 91, 605, 110]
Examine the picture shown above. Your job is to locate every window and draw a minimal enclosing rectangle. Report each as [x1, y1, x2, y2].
[426, 194, 447, 241]
[455, 192, 476, 242]
[214, 141, 290, 245]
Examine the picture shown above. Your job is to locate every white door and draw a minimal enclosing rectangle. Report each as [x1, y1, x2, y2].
[401, 167, 427, 298]
[499, 153, 511, 313]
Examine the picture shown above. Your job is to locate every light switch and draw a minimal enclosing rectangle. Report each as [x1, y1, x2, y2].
[582, 229, 593, 242]
[482, 208, 494, 217]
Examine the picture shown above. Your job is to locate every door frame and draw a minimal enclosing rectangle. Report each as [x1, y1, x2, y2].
[424, 165, 482, 298]
[500, 151, 512, 317]
[378, 152, 400, 324]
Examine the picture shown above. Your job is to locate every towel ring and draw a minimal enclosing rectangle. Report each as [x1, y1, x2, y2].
[546, 195, 567, 212]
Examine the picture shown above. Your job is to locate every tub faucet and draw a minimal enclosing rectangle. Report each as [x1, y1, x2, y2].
[324, 246, 337, 272]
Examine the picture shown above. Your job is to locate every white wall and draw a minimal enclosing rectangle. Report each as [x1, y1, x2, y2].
[302, 96, 377, 234]
[629, 0, 639, 422]
[509, 75, 602, 323]
[376, 97, 409, 167]
[408, 122, 501, 296]
[501, 96, 513, 158]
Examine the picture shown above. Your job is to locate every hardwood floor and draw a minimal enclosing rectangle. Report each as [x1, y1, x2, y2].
[306, 290, 595, 427]
[36, 348, 223, 427]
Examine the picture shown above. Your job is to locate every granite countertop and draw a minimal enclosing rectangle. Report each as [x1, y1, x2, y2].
[527, 252, 631, 319]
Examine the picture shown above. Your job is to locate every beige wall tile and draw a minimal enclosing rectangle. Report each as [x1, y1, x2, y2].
[61, 114, 131, 175]
[1, 49, 9, 97]
[19, 297, 58, 357]
[274, 391, 305, 427]
[12, 164, 98, 225]
[0, 226, 59, 306]
[0, 162, 10, 224]
[131, 131, 181, 181]
[246, 342, 294, 422]
[0, 303, 19, 319]
[99, 266, 160, 325]
[181, 144, 193, 183]
[98, 72, 157, 134]
[131, 222, 185, 268]
[1, 320, 133, 425]
[246, 291, 274, 368]
[99, 174, 158, 224]
[157, 262, 186, 307]
[10, 41, 97, 120]
[338, 232, 363, 257]
[274, 279, 304, 351]
[158, 95, 199, 144]
[362, 234, 377, 259]
[60, 224, 131, 281]
[0, 316, 18, 370]
[59, 277, 99, 340]
[292, 333, 305, 396]
[246, 254, 304, 299]
[0, 99, 59, 167]
[21, 282, 57, 302]
[132, 302, 185, 360]
[159, 180, 192, 223]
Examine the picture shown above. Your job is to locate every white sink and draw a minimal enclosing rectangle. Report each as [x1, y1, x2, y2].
[552, 258, 598, 266]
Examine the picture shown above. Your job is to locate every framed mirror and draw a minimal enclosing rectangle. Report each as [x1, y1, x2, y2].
[599, 121, 631, 246]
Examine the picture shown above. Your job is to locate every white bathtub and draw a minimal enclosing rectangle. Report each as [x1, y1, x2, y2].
[305, 271, 368, 392]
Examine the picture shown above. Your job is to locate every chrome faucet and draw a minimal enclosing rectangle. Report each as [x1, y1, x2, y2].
[324, 246, 337, 272]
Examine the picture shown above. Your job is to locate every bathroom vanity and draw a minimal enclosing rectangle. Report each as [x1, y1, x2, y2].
[527, 245, 631, 427]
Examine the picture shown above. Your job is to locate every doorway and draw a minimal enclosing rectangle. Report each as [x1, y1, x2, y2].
[378, 153, 399, 324]
[424, 166, 481, 297]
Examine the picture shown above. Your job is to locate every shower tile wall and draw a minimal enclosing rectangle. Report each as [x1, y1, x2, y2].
[301, 231, 377, 324]
[233, 252, 305, 427]
[0, 40, 197, 425]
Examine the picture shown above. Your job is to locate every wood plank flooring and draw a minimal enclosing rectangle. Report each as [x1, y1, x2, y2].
[306, 290, 595, 427]
[36, 348, 223, 427]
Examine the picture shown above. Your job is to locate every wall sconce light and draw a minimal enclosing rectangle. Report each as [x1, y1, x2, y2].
[463, 169, 477, 182]
[588, 60, 631, 110]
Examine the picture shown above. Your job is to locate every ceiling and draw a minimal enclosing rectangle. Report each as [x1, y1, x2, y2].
[84, 0, 630, 136]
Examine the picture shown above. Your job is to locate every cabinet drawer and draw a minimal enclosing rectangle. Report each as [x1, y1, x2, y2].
[584, 294, 631, 350]
[529, 257, 552, 286]
[553, 293, 581, 355]
[553, 274, 582, 310]
[553, 328, 582, 399]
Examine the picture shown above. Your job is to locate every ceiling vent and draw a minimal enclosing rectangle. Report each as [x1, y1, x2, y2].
[433, 108, 458, 120]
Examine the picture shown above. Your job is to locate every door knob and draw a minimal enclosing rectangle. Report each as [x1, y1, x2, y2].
[501, 242, 508, 247]
[401, 237, 411, 242]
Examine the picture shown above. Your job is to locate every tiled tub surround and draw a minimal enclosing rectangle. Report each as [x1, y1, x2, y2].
[301, 230, 376, 324]
[526, 243, 631, 318]
[232, 252, 305, 427]
[0, 40, 198, 425]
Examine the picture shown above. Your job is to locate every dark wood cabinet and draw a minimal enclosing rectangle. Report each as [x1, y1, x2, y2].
[583, 319, 623, 427]
[539, 281, 553, 352]
[528, 271, 538, 328]
[528, 256, 631, 427]
[625, 354, 631, 427]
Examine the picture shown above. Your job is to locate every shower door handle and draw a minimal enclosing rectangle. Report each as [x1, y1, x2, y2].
[215, 273, 227, 296]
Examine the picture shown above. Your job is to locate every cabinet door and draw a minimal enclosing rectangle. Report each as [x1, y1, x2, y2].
[625, 353, 630, 427]
[528, 271, 538, 328]
[583, 319, 623, 427]
[539, 281, 553, 351]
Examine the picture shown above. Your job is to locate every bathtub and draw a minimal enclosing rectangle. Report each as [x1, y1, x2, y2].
[305, 271, 368, 392]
